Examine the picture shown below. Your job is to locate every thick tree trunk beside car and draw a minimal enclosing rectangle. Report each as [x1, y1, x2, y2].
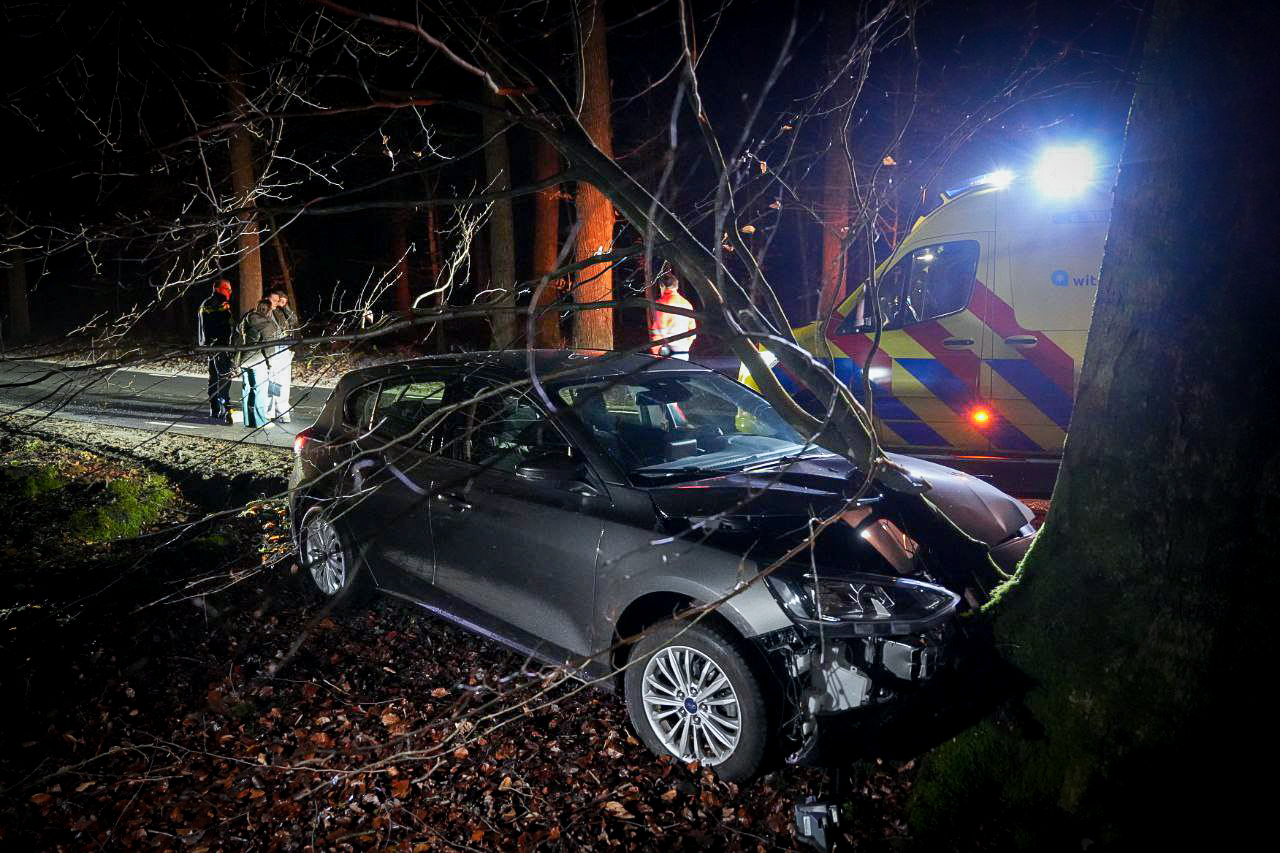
[909, 0, 1280, 846]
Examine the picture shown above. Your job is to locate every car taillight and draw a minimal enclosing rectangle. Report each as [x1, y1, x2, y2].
[293, 432, 311, 457]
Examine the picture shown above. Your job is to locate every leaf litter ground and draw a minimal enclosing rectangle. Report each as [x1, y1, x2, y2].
[0, 433, 919, 851]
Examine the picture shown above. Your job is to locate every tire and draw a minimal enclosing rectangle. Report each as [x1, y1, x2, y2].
[296, 502, 373, 608]
[624, 619, 770, 782]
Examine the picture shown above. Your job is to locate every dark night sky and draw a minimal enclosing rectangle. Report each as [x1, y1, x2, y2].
[0, 0, 1144, 339]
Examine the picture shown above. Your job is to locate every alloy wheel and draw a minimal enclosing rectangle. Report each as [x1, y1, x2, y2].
[303, 511, 347, 596]
[640, 645, 742, 765]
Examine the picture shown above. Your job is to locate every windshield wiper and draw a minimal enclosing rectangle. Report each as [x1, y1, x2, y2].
[630, 467, 719, 483]
[728, 448, 836, 472]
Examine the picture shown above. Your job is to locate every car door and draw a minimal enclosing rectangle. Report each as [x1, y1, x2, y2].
[343, 368, 465, 595]
[429, 383, 610, 659]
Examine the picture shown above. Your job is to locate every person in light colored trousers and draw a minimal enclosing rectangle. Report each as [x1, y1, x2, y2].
[267, 288, 298, 423]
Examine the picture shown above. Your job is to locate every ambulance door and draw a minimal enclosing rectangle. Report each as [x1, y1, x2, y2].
[985, 192, 1109, 456]
[828, 236, 992, 454]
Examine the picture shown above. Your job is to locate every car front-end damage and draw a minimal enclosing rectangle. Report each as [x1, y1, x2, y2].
[648, 454, 1037, 767]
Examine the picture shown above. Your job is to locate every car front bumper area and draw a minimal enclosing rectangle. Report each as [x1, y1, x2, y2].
[755, 623, 956, 767]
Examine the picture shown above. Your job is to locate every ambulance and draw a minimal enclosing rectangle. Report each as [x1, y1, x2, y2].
[769, 147, 1112, 494]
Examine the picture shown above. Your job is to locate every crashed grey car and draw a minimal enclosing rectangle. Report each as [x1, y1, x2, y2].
[289, 351, 1037, 781]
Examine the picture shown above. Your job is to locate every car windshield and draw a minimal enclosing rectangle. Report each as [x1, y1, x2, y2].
[555, 371, 831, 482]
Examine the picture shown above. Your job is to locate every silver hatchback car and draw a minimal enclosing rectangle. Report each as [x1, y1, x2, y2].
[290, 351, 1037, 781]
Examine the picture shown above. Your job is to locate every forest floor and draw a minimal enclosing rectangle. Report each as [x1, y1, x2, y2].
[0, 421, 926, 852]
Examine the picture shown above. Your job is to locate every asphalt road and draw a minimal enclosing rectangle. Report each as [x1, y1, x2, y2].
[0, 359, 334, 448]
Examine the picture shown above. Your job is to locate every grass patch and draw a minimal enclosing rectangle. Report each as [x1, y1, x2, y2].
[0, 463, 67, 500]
[67, 473, 176, 542]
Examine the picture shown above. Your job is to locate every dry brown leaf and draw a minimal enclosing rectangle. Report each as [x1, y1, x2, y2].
[603, 801, 635, 819]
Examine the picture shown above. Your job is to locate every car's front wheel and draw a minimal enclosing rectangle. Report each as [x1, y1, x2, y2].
[297, 503, 371, 606]
[624, 620, 770, 782]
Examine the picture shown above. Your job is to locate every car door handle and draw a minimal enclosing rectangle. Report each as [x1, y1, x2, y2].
[1004, 335, 1039, 348]
[435, 490, 472, 512]
[942, 338, 975, 349]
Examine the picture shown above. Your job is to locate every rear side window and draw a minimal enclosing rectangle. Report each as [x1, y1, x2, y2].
[838, 240, 980, 333]
[345, 383, 381, 430]
[374, 380, 447, 436]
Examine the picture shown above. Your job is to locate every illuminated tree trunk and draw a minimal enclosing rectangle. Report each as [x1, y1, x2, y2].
[6, 250, 31, 344]
[532, 136, 564, 348]
[483, 91, 517, 349]
[572, 0, 615, 350]
[909, 1, 1280, 847]
[227, 57, 263, 316]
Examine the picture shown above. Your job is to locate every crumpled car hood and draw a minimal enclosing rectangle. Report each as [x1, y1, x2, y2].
[646, 452, 1032, 549]
[882, 452, 1033, 546]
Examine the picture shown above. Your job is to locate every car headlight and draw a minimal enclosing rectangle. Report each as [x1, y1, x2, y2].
[766, 572, 959, 636]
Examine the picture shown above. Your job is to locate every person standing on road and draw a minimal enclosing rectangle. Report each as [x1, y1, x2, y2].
[267, 288, 298, 423]
[236, 299, 275, 429]
[197, 279, 235, 424]
[648, 272, 697, 360]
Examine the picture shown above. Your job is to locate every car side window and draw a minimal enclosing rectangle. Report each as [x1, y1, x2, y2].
[345, 382, 381, 430]
[837, 240, 979, 333]
[373, 379, 447, 437]
[464, 389, 571, 473]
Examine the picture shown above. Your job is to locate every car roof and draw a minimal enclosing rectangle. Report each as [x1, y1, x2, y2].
[333, 350, 714, 391]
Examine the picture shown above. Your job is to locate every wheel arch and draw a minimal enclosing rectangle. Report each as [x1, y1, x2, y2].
[611, 591, 747, 690]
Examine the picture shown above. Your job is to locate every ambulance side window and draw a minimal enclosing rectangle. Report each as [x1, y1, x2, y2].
[840, 240, 979, 333]
[907, 240, 979, 323]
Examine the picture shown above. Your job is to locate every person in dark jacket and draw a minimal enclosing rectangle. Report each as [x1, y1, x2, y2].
[197, 279, 235, 423]
[236, 299, 276, 429]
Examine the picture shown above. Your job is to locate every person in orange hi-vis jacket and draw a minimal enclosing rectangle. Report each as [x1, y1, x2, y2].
[649, 273, 696, 359]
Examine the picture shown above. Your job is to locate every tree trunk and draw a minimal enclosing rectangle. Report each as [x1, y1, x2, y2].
[817, 9, 854, 337]
[6, 251, 31, 345]
[532, 135, 564, 348]
[227, 57, 263, 316]
[265, 213, 299, 313]
[483, 90, 517, 349]
[572, 0, 615, 350]
[391, 207, 413, 316]
[909, 1, 1280, 847]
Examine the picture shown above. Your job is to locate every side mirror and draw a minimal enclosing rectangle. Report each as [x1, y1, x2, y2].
[516, 453, 585, 483]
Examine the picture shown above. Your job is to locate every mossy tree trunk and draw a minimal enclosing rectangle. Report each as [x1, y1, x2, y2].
[909, 1, 1280, 848]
